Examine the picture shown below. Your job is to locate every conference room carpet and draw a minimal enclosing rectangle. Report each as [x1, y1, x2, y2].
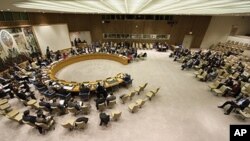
[0, 50, 246, 141]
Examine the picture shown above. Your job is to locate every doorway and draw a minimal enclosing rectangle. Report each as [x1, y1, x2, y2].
[182, 35, 193, 48]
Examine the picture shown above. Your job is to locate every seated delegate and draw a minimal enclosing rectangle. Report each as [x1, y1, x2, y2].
[218, 95, 250, 115]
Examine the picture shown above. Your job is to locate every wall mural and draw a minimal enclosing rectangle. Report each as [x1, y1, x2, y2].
[0, 27, 40, 71]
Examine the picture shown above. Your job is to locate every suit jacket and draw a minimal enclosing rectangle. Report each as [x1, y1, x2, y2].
[240, 99, 250, 110]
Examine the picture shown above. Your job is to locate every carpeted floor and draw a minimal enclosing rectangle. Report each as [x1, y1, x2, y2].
[0, 50, 248, 141]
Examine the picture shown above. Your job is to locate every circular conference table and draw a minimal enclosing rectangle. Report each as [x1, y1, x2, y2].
[46, 53, 129, 92]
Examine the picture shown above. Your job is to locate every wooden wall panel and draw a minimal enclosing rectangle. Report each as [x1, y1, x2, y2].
[0, 13, 211, 48]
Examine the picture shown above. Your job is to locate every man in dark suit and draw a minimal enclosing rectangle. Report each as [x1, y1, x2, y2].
[96, 83, 107, 98]
[99, 112, 110, 126]
[39, 98, 52, 112]
[218, 95, 250, 115]
[22, 110, 37, 124]
[95, 96, 106, 110]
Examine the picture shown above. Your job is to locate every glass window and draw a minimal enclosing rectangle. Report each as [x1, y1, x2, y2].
[0, 12, 4, 21]
[12, 12, 21, 21]
[136, 15, 144, 20]
[20, 13, 28, 20]
[110, 15, 115, 20]
[126, 15, 134, 20]
[3, 12, 13, 21]
[145, 15, 154, 20]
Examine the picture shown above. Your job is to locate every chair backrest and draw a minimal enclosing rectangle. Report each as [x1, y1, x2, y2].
[140, 99, 147, 107]
[214, 81, 220, 87]
[113, 111, 122, 120]
[108, 100, 116, 108]
[130, 91, 136, 97]
[98, 103, 106, 111]
[68, 107, 78, 114]
[223, 72, 229, 77]
[142, 98, 148, 104]
[121, 94, 129, 103]
[81, 106, 90, 114]
[198, 69, 203, 74]
[75, 121, 86, 129]
[142, 83, 148, 90]
[61, 123, 73, 129]
[202, 72, 207, 77]
[132, 105, 139, 113]
[155, 87, 160, 94]
[220, 85, 228, 93]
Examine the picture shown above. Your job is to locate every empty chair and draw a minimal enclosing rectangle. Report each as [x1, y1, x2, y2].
[134, 87, 143, 95]
[150, 87, 160, 95]
[120, 94, 130, 104]
[136, 98, 147, 108]
[98, 103, 106, 112]
[212, 85, 229, 96]
[67, 107, 80, 115]
[0, 99, 8, 105]
[5, 109, 19, 119]
[111, 111, 122, 121]
[81, 105, 91, 115]
[128, 103, 139, 113]
[197, 72, 207, 81]
[61, 119, 76, 131]
[194, 69, 203, 77]
[11, 113, 23, 123]
[128, 91, 136, 100]
[146, 88, 160, 100]
[107, 100, 116, 109]
[138, 83, 148, 93]
[208, 80, 220, 90]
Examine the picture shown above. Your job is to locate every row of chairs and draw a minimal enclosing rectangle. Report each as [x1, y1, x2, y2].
[128, 87, 160, 113]
[22, 118, 55, 134]
[97, 99, 116, 112]
[67, 104, 91, 115]
[0, 98, 23, 123]
[0, 98, 56, 134]
[61, 110, 122, 130]
[120, 83, 148, 104]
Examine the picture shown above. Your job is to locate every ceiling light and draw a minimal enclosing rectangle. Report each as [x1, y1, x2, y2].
[13, 0, 250, 15]
[7, 9, 10, 11]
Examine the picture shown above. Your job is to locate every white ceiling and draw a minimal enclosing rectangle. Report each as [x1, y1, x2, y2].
[0, 0, 250, 15]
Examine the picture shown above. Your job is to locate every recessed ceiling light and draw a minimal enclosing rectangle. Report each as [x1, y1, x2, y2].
[0, 10, 3, 12]
[7, 9, 10, 11]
